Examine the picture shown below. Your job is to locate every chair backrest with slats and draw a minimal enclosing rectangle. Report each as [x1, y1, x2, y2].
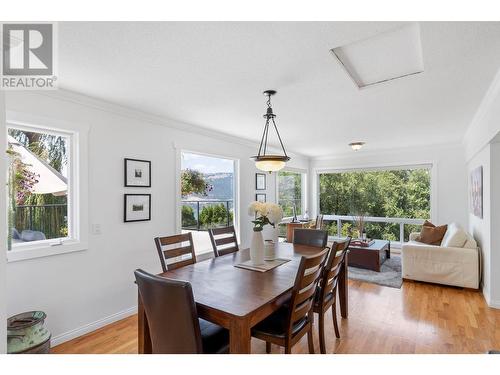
[317, 237, 351, 305]
[315, 215, 324, 230]
[208, 226, 239, 257]
[154, 232, 196, 272]
[293, 228, 328, 248]
[286, 248, 329, 337]
[134, 269, 203, 353]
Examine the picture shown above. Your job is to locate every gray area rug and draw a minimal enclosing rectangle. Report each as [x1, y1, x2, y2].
[348, 255, 402, 288]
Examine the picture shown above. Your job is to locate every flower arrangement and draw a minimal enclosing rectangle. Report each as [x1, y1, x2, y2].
[248, 201, 283, 232]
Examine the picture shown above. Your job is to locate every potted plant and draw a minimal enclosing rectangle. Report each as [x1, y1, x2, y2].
[248, 201, 283, 265]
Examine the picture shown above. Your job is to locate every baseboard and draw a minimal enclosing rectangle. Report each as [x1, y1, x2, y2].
[51, 306, 137, 347]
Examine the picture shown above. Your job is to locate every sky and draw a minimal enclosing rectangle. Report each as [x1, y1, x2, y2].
[181, 152, 234, 174]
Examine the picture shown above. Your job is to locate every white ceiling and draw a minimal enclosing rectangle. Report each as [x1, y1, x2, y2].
[58, 22, 500, 158]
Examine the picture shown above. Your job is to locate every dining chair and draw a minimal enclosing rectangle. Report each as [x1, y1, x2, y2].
[134, 269, 229, 354]
[315, 215, 324, 230]
[154, 232, 196, 272]
[293, 228, 328, 248]
[314, 237, 351, 354]
[251, 248, 329, 354]
[208, 225, 239, 257]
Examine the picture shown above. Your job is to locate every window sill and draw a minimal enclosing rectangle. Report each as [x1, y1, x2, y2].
[7, 240, 88, 263]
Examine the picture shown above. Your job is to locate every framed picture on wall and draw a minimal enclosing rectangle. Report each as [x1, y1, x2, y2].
[256, 173, 266, 190]
[124, 194, 151, 222]
[124, 158, 151, 187]
[256, 193, 266, 203]
[470, 166, 483, 218]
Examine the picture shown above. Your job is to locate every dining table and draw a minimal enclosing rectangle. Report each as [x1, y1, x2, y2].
[137, 241, 349, 354]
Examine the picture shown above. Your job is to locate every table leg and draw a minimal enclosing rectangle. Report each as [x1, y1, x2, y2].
[229, 318, 252, 354]
[138, 292, 152, 354]
[339, 253, 348, 318]
[387, 241, 391, 259]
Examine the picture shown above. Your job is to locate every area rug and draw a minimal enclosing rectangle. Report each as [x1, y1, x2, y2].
[348, 255, 402, 288]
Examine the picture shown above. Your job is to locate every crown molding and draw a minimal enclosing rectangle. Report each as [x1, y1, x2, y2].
[32, 88, 310, 161]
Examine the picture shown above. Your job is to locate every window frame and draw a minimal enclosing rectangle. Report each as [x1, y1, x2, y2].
[6, 111, 88, 262]
[175, 148, 240, 256]
[276, 167, 308, 220]
[313, 162, 436, 223]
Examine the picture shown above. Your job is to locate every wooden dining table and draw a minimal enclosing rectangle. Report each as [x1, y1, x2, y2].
[138, 241, 349, 354]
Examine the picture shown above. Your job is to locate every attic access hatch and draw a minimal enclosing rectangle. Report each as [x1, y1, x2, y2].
[331, 23, 424, 89]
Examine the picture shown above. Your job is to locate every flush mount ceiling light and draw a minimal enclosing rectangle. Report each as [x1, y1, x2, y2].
[349, 142, 365, 151]
[251, 90, 290, 173]
[331, 23, 424, 89]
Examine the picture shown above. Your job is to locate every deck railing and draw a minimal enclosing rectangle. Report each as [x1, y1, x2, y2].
[323, 214, 425, 247]
[181, 200, 234, 231]
[14, 204, 68, 239]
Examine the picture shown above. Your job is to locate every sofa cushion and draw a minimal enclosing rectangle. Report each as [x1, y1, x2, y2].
[416, 223, 448, 245]
[463, 233, 478, 249]
[441, 223, 467, 248]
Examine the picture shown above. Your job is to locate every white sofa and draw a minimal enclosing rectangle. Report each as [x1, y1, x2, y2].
[401, 223, 480, 289]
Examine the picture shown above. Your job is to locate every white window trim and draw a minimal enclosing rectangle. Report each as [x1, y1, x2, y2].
[6, 111, 89, 262]
[174, 146, 240, 256]
[276, 167, 308, 220]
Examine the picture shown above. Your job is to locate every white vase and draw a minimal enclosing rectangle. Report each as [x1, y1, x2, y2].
[250, 230, 265, 265]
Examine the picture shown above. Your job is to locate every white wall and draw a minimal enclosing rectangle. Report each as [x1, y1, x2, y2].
[4, 90, 309, 344]
[0, 91, 7, 353]
[310, 143, 468, 228]
[467, 145, 491, 302]
[463, 66, 500, 308]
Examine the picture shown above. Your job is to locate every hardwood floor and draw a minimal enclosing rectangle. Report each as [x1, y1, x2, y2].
[51, 279, 500, 354]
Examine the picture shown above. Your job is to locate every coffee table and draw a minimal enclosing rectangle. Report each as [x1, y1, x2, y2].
[347, 239, 390, 272]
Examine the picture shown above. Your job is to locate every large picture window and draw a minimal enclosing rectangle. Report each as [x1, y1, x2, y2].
[7, 126, 71, 249]
[319, 166, 431, 242]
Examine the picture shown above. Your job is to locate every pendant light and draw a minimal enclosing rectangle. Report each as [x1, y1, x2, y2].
[251, 90, 290, 173]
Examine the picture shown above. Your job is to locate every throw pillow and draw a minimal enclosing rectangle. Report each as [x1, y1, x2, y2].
[441, 224, 468, 248]
[416, 223, 448, 245]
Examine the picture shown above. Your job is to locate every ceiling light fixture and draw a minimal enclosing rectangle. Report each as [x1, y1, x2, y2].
[251, 90, 290, 173]
[349, 142, 365, 151]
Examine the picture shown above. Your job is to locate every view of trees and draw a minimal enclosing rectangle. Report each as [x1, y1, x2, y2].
[319, 168, 430, 241]
[180, 156, 234, 230]
[278, 171, 302, 217]
[8, 128, 69, 243]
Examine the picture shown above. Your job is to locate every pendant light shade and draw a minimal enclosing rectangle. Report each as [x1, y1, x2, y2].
[251, 90, 290, 173]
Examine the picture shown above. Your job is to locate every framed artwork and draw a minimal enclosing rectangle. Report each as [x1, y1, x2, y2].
[256, 193, 266, 203]
[256, 173, 266, 190]
[124, 194, 151, 222]
[470, 166, 483, 219]
[124, 158, 151, 187]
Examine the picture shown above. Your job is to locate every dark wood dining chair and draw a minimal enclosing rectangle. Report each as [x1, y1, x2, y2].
[154, 232, 196, 272]
[134, 269, 229, 354]
[208, 225, 239, 257]
[315, 215, 324, 230]
[251, 248, 329, 354]
[293, 228, 328, 248]
[314, 237, 351, 354]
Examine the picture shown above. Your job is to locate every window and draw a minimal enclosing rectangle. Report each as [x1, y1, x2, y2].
[318, 166, 431, 242]
[179, 151, 237, 254]
[6, 115, 88, 262]
[277, 170, 306, 218]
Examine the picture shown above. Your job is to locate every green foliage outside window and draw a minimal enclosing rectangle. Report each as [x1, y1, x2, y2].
[278, 171, 302, 217]
[319, 169, 430, 241]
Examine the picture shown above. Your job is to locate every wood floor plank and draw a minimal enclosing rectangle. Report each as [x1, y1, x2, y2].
[51, 280, 500, 354]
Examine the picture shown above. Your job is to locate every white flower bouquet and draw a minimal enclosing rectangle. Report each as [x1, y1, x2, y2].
[248, 201, 283, 232]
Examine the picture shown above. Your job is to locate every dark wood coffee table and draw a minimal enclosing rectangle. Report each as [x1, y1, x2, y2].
[347, 239, 390, 272]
